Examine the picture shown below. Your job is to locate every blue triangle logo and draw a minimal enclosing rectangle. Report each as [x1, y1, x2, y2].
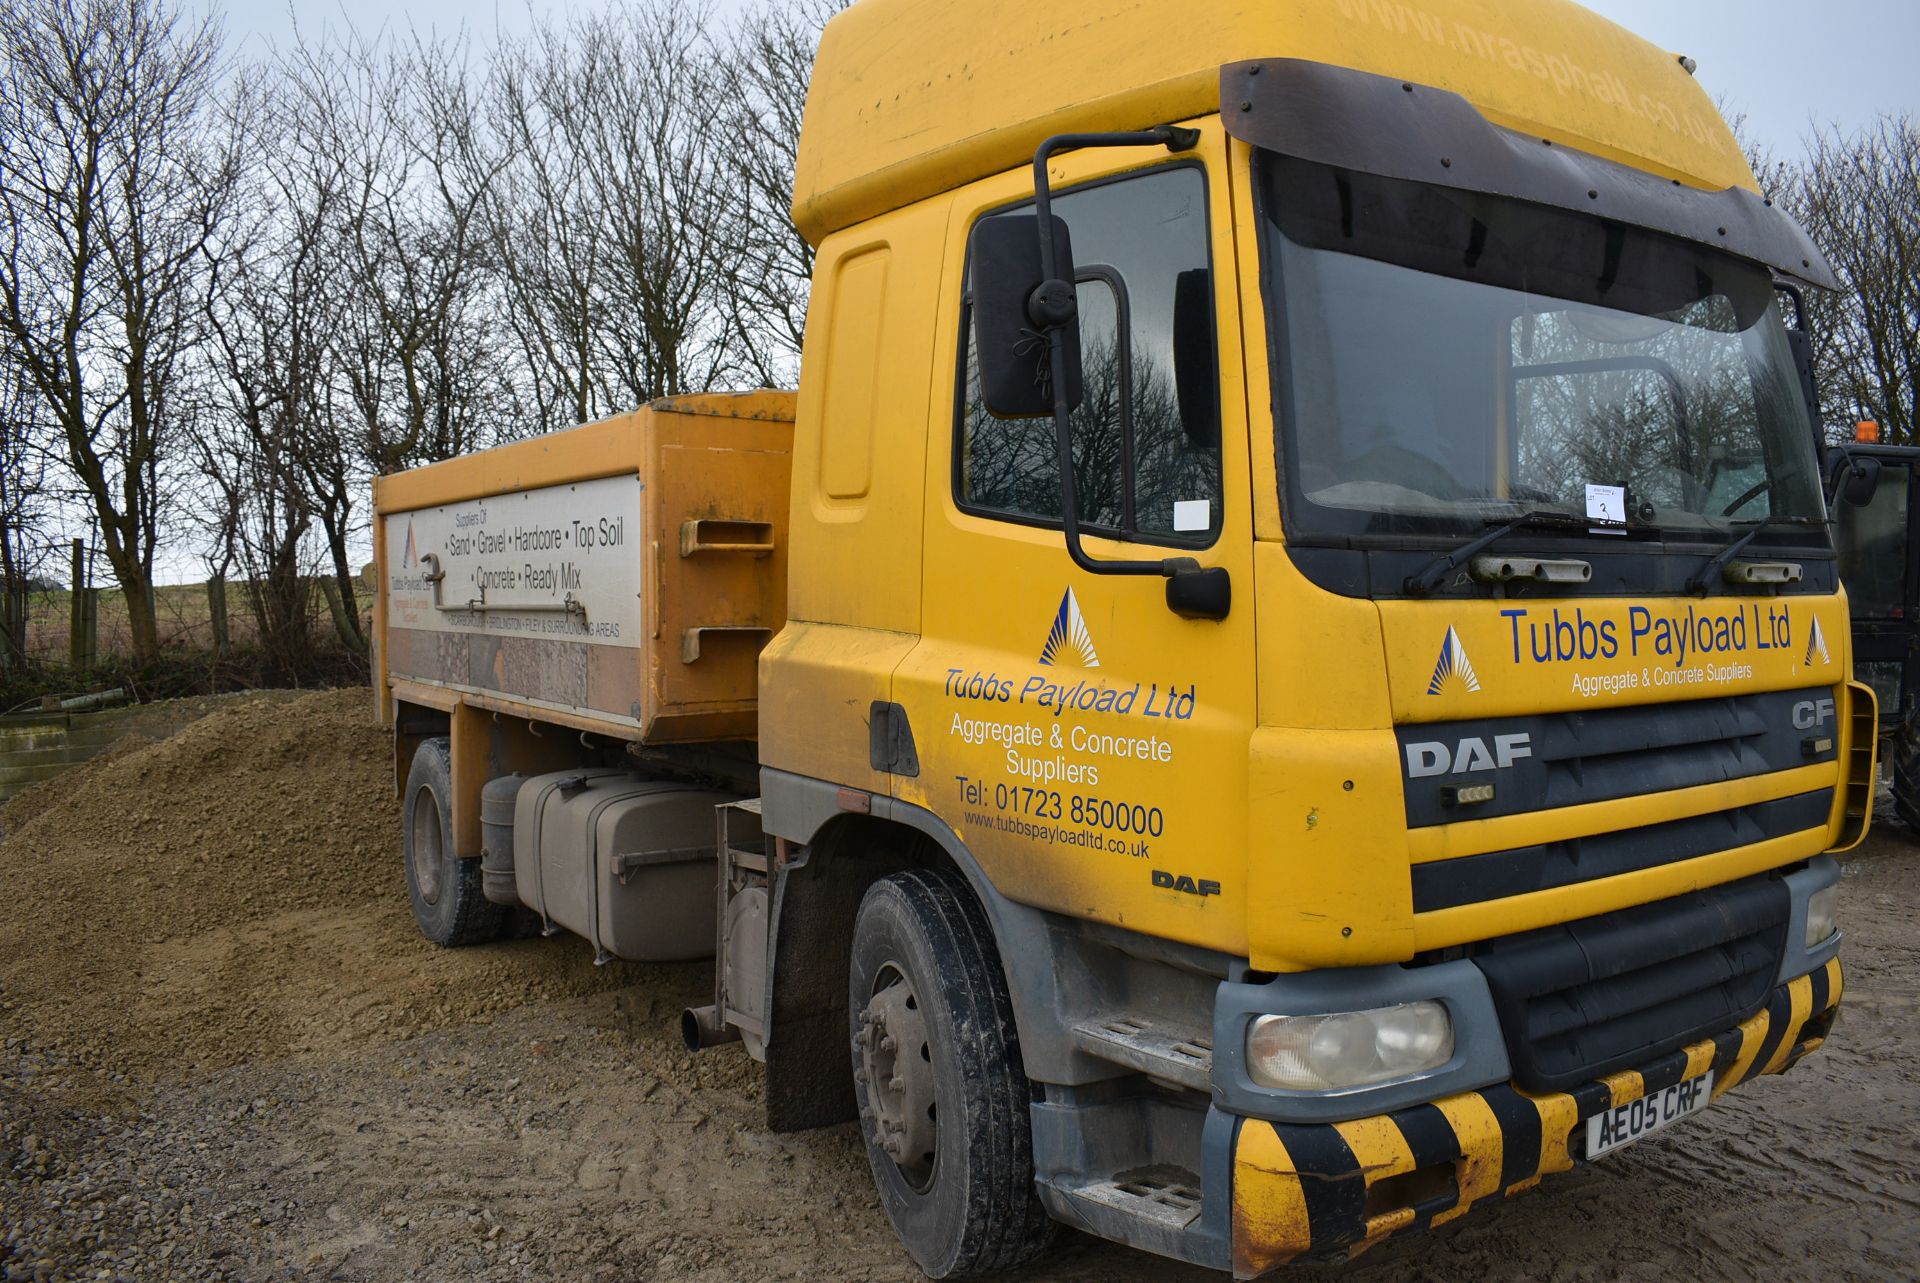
[1427, 626, 1481, 695]
[1039, 589, 1100, 668]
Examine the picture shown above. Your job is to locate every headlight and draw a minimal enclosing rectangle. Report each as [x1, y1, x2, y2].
[1805, 883, 1839, 949]
[1246, 1000, 1454, 1092]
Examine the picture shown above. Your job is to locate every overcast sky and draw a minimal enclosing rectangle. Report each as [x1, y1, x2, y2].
[1579, 0, 1918, 155]
[228, 0, 1918, 158]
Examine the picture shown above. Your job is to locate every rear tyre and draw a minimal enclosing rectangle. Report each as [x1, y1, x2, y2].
[1891, 706, 1920, 834]
[848, 869, 1054, 1278]
[403, 736, 503, 946]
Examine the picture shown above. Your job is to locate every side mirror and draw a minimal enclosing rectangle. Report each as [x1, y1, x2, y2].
[969, 214, 1082, 419]
[1832, 452, 1883, 507]
[1172, 268, 1218, 448]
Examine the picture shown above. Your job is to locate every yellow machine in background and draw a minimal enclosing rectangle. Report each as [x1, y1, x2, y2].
[373, 0, 1872, 1276]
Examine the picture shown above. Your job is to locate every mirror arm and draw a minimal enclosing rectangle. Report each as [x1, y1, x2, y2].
[1773, 279, 1823, 429]
[1029, 127, 1229, 619]
[1031, 127, 1199, 276]
[1774, 281, 1808, 332]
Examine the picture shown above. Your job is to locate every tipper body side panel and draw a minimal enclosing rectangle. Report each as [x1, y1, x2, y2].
[373, 393, 794, 745]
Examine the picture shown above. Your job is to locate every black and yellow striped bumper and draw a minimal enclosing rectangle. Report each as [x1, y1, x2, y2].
[1230, 957, 1842, 1278]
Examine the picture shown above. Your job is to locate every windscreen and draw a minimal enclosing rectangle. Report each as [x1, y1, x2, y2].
[1256, 153, 1827, 544]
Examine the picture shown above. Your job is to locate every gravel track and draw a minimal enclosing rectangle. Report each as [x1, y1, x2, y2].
[2, 691, 1915, 1281]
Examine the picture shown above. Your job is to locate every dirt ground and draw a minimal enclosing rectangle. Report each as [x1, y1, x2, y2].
[1, 689, 1915, 1282]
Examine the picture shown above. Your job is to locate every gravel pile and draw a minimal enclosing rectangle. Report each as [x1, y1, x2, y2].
[0, 690, 634, 1093]
[0, 689, 699, 1281]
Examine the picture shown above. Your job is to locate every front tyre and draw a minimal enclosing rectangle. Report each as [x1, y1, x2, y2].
[403, 736, 503, 946]
[849, 869, 1054, 1278]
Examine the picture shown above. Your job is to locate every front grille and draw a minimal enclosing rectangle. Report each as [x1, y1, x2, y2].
[1471, 874, 1789, 1092]
[1411, 789, 1830, 912]
[1397, 687, 1836, 829]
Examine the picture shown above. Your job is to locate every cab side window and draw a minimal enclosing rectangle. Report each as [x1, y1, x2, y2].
[957, 165, 1222, 543]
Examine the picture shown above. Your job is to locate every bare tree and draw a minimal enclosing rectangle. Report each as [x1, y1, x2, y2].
[1752, 114, 1920, 444]
[1792, 115, 1920, 443]
[711, 1, 838, 388]
[0, 357, 50, 665]
[196, 66, 370, 659]
[486, 3, 747, 432]
[2, 0, 861, 680]
[285, 25, 514, 475]
[484, 21, 612, 431]
[0, 0, 238, 661]
[197, 210, 316, 668]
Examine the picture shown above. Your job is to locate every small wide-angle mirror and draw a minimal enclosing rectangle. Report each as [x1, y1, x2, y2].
[969, 213, 1082, 419]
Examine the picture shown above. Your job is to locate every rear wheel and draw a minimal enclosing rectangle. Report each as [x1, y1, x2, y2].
[404, 737, 503, 946]
[1891, 706, 1920, 834]
[848, 869, 1054, 1278]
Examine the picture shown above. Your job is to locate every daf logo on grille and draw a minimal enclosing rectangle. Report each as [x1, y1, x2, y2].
[1791, 698, 1836, 731]
[1405, 733, 1534, 778]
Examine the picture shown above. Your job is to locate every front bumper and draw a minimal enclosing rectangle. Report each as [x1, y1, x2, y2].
[1229, 956, 1842, 1278]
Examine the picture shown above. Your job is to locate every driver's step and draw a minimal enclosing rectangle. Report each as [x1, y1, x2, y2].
[1056, 1167, 1204, 1232]
[1070, 1015, 1212, 1091]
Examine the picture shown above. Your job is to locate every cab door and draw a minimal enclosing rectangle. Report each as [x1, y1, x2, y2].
[1835, 451, 1918, 713]
[890, 123, 1258, 957]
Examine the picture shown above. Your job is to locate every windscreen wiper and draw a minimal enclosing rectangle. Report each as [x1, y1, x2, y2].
[1684, 515, 1825, 595]
[1404, 511, 1592, 597]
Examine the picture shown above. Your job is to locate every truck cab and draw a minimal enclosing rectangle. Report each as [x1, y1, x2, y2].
[758, 0, 1867, 1274]
[373, 1, 1872, 1276]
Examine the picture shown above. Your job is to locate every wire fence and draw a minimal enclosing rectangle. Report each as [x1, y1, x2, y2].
[0, 539, 363, 671]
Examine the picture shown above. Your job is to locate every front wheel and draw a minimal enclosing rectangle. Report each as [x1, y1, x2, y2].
[849, 869, 1054, 1278]
[403, 736, 503, 946]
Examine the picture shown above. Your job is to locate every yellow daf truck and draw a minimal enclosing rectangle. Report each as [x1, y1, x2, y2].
[371, 0, 1874, 1275]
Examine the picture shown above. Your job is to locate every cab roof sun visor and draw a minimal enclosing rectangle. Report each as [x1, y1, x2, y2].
[1220, 59, 1837, 291]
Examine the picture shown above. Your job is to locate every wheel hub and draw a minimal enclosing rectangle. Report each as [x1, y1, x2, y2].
[856, 963, 937, 1189]
[409, 787, 444, 905]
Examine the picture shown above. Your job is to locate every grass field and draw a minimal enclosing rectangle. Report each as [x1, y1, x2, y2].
[18, 580, 353, 663]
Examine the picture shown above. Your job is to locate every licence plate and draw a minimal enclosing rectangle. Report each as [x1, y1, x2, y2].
[1585, 1071, 1714, 1160]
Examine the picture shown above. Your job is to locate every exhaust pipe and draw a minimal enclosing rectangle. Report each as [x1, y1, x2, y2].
[681, 1004, 741, 1051]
